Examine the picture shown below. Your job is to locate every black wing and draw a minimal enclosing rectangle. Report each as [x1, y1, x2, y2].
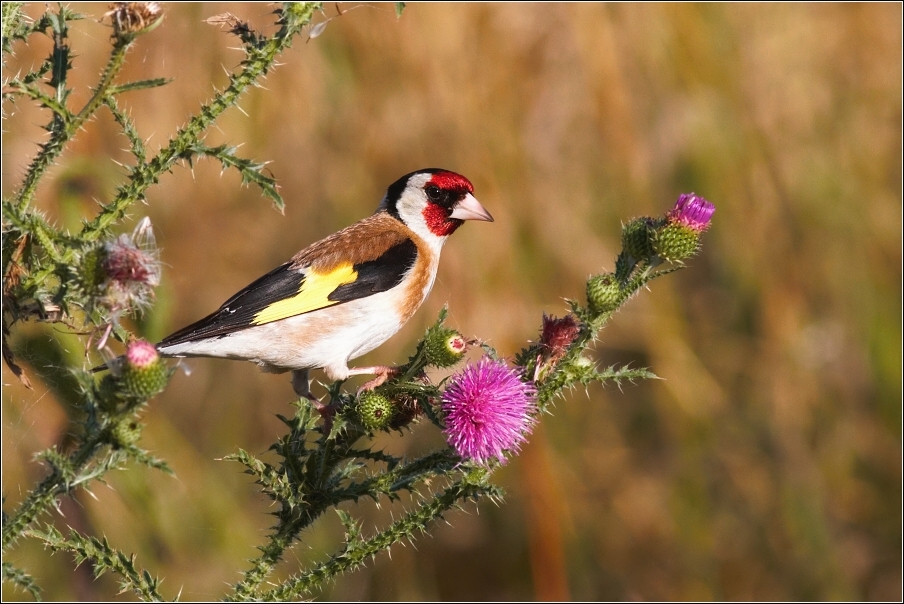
[328, 239, 417, 302]
[159, 239, 418, 345]
[159, 263, 305, 345]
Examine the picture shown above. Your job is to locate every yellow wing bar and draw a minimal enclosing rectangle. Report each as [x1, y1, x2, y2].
[252, 263, 358, 325]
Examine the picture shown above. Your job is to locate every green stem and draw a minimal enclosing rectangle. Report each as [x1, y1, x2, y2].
[15, 41, 130, 213]
[259, 474, 491, 601]
[1, 433, 106, 550]
[79, 2, 318, 241]
[230, 495, 335, 601]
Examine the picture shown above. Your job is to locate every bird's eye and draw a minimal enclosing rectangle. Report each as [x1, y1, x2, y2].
[425, 185, 443, 202]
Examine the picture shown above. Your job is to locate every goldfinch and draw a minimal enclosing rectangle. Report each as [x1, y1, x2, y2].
[156, 168, 492, 397]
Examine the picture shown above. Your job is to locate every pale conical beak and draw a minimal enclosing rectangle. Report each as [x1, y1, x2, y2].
[449, 193, 494, 222]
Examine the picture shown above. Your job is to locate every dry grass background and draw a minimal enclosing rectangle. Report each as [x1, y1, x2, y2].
[2, 2, 901, 600]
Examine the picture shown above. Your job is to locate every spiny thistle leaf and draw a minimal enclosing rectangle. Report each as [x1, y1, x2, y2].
[227, 449, 299, 507]
[192, 143, 283, 210]
[106, 77, 172, 96]
[29, 526, 165, 601]
[259, 476, 494, 601]
[1, 561, 42, 601]
[120, 445, 173, 475]
[595, 364, 660, 385]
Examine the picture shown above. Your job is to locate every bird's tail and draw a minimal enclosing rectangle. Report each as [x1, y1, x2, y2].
[91, 360, 113, 373]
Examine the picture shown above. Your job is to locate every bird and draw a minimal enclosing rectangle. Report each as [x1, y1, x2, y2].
[155, 168, 493, 400]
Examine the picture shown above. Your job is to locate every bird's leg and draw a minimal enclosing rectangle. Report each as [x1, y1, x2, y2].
[293, 368, 341, 431]
[292, 369, 323, 407]
[347, 365, 401, 393]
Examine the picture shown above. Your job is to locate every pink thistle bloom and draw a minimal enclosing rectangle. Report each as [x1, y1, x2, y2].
[667, 193, 715, 231]
[125, 340, 159, 369]
[441, 357, 537, 466]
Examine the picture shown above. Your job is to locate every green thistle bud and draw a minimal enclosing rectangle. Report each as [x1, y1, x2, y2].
[79, 246, 107, 293]
[119, 340, 168, 400]
[111, 419, 142, 448]
[355, 391, 396, 431]
[423, 327, 467, 368]
[586, 273, 622, 314]
[652, 222, 700, 263]
[98, 374, 124, 411]
[621, 217, 658, 260]
[574, 355, 594, 369]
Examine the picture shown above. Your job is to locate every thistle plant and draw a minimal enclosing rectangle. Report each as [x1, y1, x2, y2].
[1, 3, 714, 601]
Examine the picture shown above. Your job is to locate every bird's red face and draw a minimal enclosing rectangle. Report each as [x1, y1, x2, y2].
[422, 171, 477, 237]
[381, 169, 493, 242]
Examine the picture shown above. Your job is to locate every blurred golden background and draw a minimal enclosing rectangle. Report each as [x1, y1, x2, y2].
[3, 2, 901, 600]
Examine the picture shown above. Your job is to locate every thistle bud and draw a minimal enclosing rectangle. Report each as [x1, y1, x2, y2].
[652, 222, 701, 262]
[586, 273, 622, 314]
[111, 419, 142, 447]
[653, 193, 715, 262]
[354, 391, 396, 431]
[79, 246, 107, 294]
[423, 327, 467, 368]
[621, 217, 657, 260]
[119, 340, 168, 400]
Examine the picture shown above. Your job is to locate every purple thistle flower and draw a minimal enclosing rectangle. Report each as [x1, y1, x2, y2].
[441, 357, 537, 466]
[667, 193, 715, 231]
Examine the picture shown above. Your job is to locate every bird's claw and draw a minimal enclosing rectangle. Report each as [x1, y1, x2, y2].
[356, 366, 401, 394]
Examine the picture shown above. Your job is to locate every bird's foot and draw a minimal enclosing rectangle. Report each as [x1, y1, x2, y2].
[349, 365, 401, 394]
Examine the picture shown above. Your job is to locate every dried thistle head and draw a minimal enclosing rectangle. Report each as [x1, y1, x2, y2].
[388, 392, 424, 430]
[104, 2, 163, 42]
[540, 313, 580, 363]
[87, 217, 161, 326]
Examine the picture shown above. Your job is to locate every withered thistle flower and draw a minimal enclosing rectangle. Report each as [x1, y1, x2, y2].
[104, 2, 164, 42]
[388, 392, 423, 430]
[98, 217, 160, 319]
[441, 358, 537, 466]
[540, 314, 580, 363]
